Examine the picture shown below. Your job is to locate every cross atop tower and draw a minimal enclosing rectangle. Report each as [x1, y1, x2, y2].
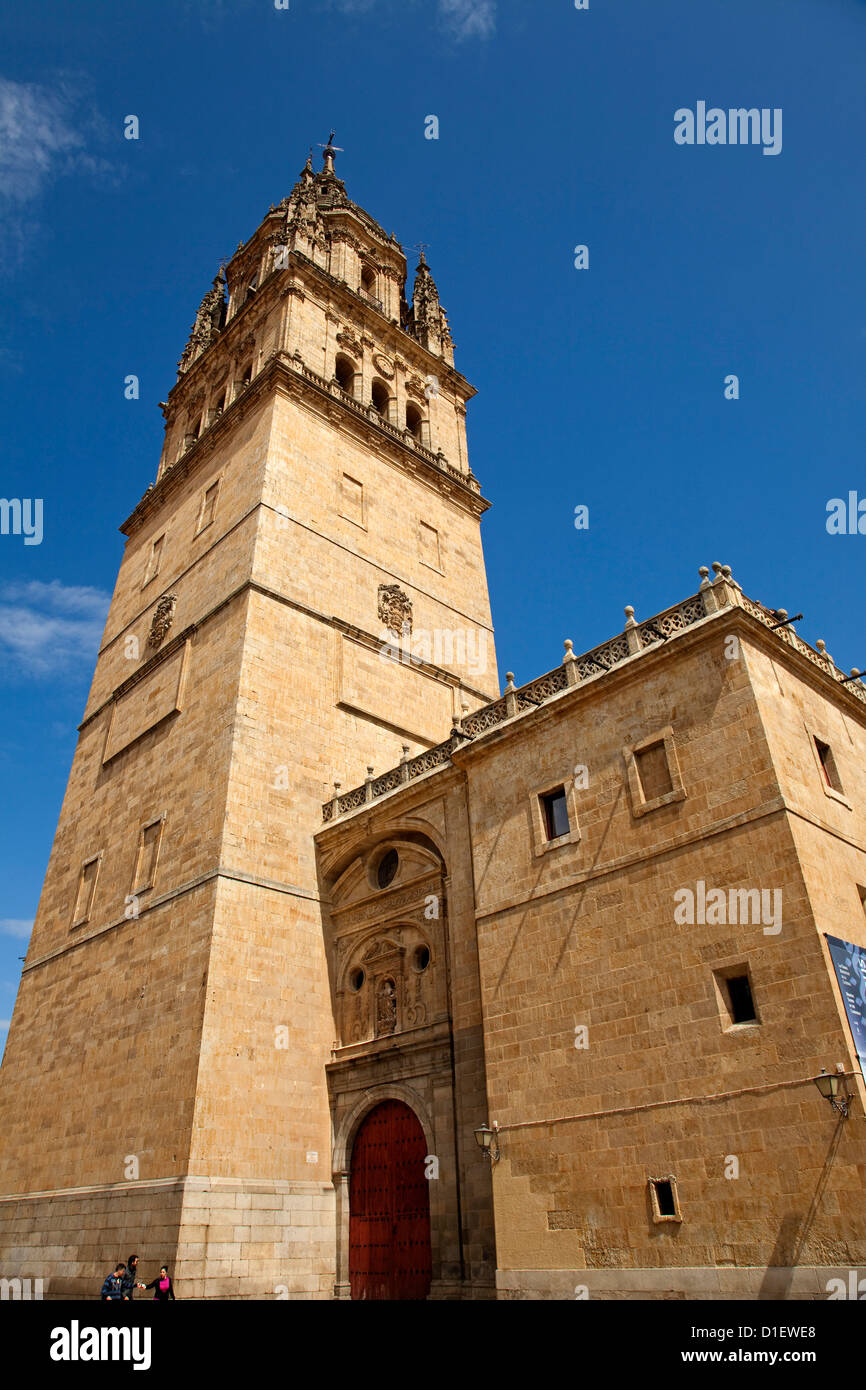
[318, 130, 344, 175]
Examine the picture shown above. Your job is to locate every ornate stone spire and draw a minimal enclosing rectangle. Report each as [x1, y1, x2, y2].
[177, 270, 226, 378]
[411, 253, 453, 362]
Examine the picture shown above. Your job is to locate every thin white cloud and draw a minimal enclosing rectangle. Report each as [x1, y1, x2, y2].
[330, 0, 496, 39]
[438, 0, 496, 39]
[0, 920, 31, 939]
[0, 580, 110, 678]
[0, 78, 112, 261]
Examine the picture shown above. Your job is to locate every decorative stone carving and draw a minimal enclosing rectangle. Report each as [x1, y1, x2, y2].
[376, 978, 397, 1036]
[177, 273, 226, 378]
[405, 374, 428, 402]
[373, 353, 395, 379]
[378, 583, 412, 634]
[147, 594, 177, 649]
[337, 330, 362, 359]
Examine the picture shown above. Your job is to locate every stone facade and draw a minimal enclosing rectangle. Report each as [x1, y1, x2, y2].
[320, 574, 866, 1299]
[1, 152, 864, 1302]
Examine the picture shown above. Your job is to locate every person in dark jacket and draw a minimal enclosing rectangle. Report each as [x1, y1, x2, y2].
[120, 1254, 145, 1301]
[100, 1264, 126, 1300]
[144, 1265, 176, 1301]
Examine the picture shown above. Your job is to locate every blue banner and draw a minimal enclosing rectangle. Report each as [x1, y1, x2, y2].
[826, 934, 866, 1079]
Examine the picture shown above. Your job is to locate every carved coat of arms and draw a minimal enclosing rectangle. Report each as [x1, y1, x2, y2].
[378, 583, 412, 634]
[148, 594, 177, 649]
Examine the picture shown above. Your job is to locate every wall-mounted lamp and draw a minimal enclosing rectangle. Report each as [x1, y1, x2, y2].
[813, 1068, 850, 1119]
[474, 1123, 500, 1163]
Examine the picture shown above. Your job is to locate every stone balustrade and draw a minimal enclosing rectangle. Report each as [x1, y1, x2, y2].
[322, 563, 866, 823]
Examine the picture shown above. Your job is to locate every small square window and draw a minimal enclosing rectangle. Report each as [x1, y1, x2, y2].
[72, 856, 100, 928]
[624, 726, 685, 817]
[635, 742, 674, 801]
[649, 1176, 682, 1223]
[814, 737, 843, 794]
[540, 786, 570, 841]
[531, 777, 581, 855]
[713, 964, 760, 1029]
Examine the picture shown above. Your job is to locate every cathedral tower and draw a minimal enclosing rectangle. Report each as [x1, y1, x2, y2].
[0, 144, 499, 1298]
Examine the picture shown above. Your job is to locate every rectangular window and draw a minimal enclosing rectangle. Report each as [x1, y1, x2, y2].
[635, 741, 674, 801]
[814, 737, 843, 794]
[197, 480, 220, 533]
[649, 1178, 681, 1222]
[133, 820, 163, 894]
[419, 521, 441, 570]
[540, 786, 570, 841]
[72, 856, 100, 927]
[726, 974, 757, 1024]
[143, 534, 164, 587]
[340, 474, 364, 528]
[714, 964, 759, 1029]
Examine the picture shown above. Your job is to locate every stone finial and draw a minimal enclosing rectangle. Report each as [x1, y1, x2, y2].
[504, 672, 518, 717]
[400, 744, 410, 761]
[816, 639, 835, 669]
[623, 605, 642, 655]
[330, 781, 342, 816]
[698, 566, 711, 589]
[400, 745, 411, 783]
[364, 766, 375, 804]
[711, 561, 724, 581]
[505, 672, 516, 691]
[721, 564, 742, 592]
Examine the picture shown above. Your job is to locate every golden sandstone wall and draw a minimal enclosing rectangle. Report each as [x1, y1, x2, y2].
[0, 278, 500, 1296]
[454, 614, 866, 1298]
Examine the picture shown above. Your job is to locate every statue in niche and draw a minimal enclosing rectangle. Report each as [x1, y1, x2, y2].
[376, 978, 397, 1036]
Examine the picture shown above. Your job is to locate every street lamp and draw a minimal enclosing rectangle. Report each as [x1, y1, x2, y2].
[813, 1068, 851, 1119]
[474, 1123, 501, 1163]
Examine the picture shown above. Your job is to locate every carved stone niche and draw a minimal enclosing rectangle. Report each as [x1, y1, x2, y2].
[327, 837, 446, 1048]
[336, 922, 437, 1047]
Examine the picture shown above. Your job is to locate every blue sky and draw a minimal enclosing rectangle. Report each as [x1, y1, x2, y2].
[1, 0, 864, 1052]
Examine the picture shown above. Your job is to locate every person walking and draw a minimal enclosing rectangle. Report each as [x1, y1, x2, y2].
[100, 1264, 126, 1300]
[144, 1265, 176, 1301]
[120, 1254, 145, 1301]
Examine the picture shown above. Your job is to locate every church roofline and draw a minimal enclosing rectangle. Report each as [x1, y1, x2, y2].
[319, 565, 866, 825]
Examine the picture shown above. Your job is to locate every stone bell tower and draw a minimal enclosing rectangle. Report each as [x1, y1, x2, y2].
[0, 141, 499, 1298]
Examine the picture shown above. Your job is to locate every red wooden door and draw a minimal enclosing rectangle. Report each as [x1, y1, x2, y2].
[349, 1100, 432, 1300]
